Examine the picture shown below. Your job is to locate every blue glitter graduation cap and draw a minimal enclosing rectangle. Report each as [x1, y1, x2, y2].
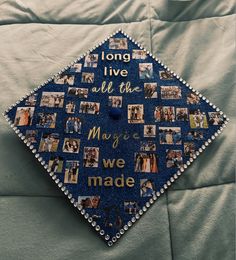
[3, 29, 229, 246]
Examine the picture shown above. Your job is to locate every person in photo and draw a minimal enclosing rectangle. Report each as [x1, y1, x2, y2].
[40, 92, 64, 108]
[166, 150, 183, 168]
[65, 117, 82, 134]
[83, 147, 99, 168]
[154, 106, 175, 122]
[144, 83, 157, 98]
[36, 113, 57, 128]
[84, 54, 99, 68]
[159, 127, 182, 145]
[140, 179, 155, 197]
[65, 101, 76, 114]
[139, 63, 153, 79]
[128, 104, 144, 123]
[81, 72, 94, 83]
[14, 107, 34, 126]
[38, 133, 59, 152]
[48, 156, 63, 173]
[134, 153, 158, 173]
[144, 125, 156, 137]
[64, 160, 79, 184]
[62, 138, 80, 153]
[79, 101, 100, 115]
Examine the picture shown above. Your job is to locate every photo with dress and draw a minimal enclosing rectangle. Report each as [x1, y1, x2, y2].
[48, 156, 63, 173]
[109, 38, 128, 49]
[83, 147, 99, 168]
[38, 133, 60, 152]
[159, 127, 182, 145]
[14, 107, 35, 126]
[154, 106, 175, 122]
[62, 138, 80, 153]
[64, 160, 79, 184]
[128, 104, 144, 123]
[40, 92, 64, 108]
[134, 152, 158, 173]
[166, 149, 183, 168]
[36, 112, 57, 128]
[77, 196, 100, 208]
[139, 63, 153, 79]
[140, 179, 156, 197]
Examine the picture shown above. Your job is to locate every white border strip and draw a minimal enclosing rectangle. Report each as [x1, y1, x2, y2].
[2, 28, 230, 247]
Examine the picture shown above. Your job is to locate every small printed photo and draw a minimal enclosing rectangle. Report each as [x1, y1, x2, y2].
[134, 153, 158, 173]
[154, 106, 175, 122]
[176, 108, 189, 121]
[144, 125, 156, 138]
[132, 50, 147, 59]
[83, 147, 99, 168]
[78, 196, 100, 208]
[25, 93, 37, 106]
[184, 142, 196, 157]
[64, 160, 79, 184]
[68, 87, 88, 98]
[14, 107, 34, 126]
[161, 86, 182, 99]
[69, 63, 82, 73]
[48, 156, 63, 173]
[108, 96, 122, 108]
[140, 141, 156, 151]
[139, 63, 153, 79]
[166, 149, 183, 168]
[81, 72, 94, 83]
[124, 201, 140, 214]
[159, 127, 182, 145]
[159, 70, 174, 80]
[79, 101, 100, 114]
[36, 112, 57, 128]
[84, 54, 99, 68]
[186, 131, 204, 141]
[65, 117, 82, 134]
[140, 179, 155, 197]
[189, 109, 208, 128]
[208, 112, 224, 125]
[109, 38, 128, 49]
[187, 93, 200, 105]
[38, 133, 60, 152]
[65, 101, 76, 114]
[144, 83, 157, 98]
[25, 130, 38, 143]
[62, 138, 80, 153]
[40, 92, 64, 108]
[128, 104, 144, 123]
[54, 74, 75, 85]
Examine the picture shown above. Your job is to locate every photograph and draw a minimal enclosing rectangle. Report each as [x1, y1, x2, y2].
[25, 130, 38, 143]
[159, 70, 174, 80]
[208, 112, 224, 125]
[14, 107, 34, 126]
[132, 49, 147, 59]
[62, 138, 80, 153]
[78, 196, 100, 208]
[69, 63, 82, 73]
[144, 125, 156, 138]
[79, 101, 100, 114]
[54, 74, 74, 85]
[187, 93, 200, 104]
[184, 142, 196, 157]
[161, 86, 182, 99]
[25, 93, 37, 106]
[140, 141, 156, 151]
[68, 87, 89, 98]
[139, 63, 153, 79]
[38, 133, 60, 152]
[166, 149, 183, 168]
[186, 131, 204, 141]
[128, 104, 144, 123]
[109, 38, 128, 49]
[65, 101, 76, 114]
[65, 117, 82, 134]
[108, 96, 122, 108]
[36, 112, 57, 128]
[189, 109, 208, 128]
[83, 147, 99, 168]
[154, 106, 175, 122]
[124, 201, 140, 214]
[159, 127, 182, 145]
[40, 91, 64, 108]
[64, 160, 79, 184]
[84, 54, 99, 68]
[48, 156, 63, 173]
[134, 153, 158, 173]
[81, 72, 94, 83]
[140, 179, 155, 197]
[144, 83, 157, 98]
[176, 108, 189, 121]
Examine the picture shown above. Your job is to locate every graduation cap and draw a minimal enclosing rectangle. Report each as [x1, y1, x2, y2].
[3, 29, 229, 246]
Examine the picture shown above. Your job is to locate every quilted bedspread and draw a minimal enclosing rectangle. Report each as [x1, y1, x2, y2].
[0, 1, 235, 259]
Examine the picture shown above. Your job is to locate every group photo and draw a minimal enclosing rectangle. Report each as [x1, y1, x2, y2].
[124, 201, 139, 214]
[159, 70, 174, 80]
[84, 54, 99, 68]
[64, 160, 79, 184]
[83, 147, 99, 168]
[132, 49, 147, 59]
[187, 93, 200, 104]
[159, 127, 182, 145]
[108, 96, 122, 108]
[69, 63, 82, 73]
[65, 101, 76, 114]
[184, 142, 196, 157]
[140, 141, 156, 151]
[62, 138, 80, 153]
[140, 179, 155, 197]
[176, 108, 189, 121]
[208, 112, 224, 125]
[14, 107, 34, 126]
[161, 86, 182, 99]
[54, 74, 74, 85]
[189, 109, 208, 128]
[38, 133, 60, 152]
[40, 91, 64, 108]
[65, 117, 82, 134]
[144, 125, 156, 138]
[81, 72, 94, 83]
[36, 112, 57, 128]
[186, 131, 204, 141]
[154, 106, 175, 122]
[25, 130, 38, 143]
[79, 101, 100, 114]
[109, 37, 128, 49]
[139, 63, 153, 79]
[48, 156, 63, 173]
[166, 149, 183, 168]
[25, 93, 37, 106]
[144, 83, 157, 98]
[128, 104, 144, 123]
[134, 152, 158, 173]
[77, 196, 100, 209]
[68, 87, 88, 98]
